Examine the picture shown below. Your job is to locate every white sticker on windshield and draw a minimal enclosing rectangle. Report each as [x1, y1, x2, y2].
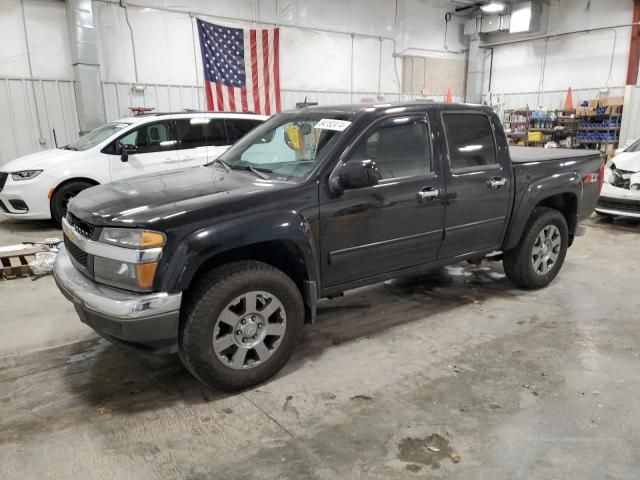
[314, 119, 352, 131]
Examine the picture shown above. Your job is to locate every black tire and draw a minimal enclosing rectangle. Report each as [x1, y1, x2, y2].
[51, 180, 95, 226]
[503, 207, 569, 290]
[179, 261, 304, 392]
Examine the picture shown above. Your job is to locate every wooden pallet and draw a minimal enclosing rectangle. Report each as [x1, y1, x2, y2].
[0, 246, 39, 280]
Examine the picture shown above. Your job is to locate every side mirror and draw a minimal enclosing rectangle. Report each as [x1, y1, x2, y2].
[330, 159, 379, 193]
[120, 143, 137, 162]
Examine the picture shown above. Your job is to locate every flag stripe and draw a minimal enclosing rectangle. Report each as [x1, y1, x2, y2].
[205, 81, 214, 111]
[273, 28, 281, 113]
[243, 32, 254, 112]
[227, 86, 236, 111]
[241, 87, 248, 112]
[262, 30, 271, 116]
[215, 82, 224, 111]
[255, 31, 266, 115]
[250, 30, 260, 114]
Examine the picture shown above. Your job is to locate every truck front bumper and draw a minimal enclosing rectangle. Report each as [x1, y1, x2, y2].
[53, 247, 182, 353]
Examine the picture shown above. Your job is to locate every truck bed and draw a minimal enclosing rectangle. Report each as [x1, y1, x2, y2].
[510, 146, 601, 164]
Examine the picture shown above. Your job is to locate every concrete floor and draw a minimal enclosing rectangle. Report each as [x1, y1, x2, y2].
[1, 215, 639, 479]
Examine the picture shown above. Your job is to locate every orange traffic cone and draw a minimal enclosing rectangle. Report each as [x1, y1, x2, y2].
[564, 87, 574, 111]
[445, 87, 453, 103]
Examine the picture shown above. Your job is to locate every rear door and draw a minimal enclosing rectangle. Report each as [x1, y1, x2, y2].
[175, 117, 228, 168]
[436, 111, 511, 258]
[319, 114, 445, 288]
[108, 120, 180, 181]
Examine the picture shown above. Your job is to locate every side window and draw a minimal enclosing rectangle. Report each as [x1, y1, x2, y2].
[225, 119, 263, 143]
[350, 119, 430, 180]
[442, 113, 497, 170]
[175, 118, 227, 149]
[117, 121, 176, 154]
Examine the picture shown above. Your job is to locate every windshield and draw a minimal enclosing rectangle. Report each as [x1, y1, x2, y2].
[64, 122, 131, 151]
[218, 113, 353, 181]
[625, 138, 640, 153]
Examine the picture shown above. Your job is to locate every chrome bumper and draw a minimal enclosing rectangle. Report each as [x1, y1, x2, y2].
[53, 247, 181, 352]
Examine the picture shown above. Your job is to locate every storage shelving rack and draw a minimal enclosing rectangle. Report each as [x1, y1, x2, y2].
[503, 108, 530, 145]
[576, 112, 622, 153]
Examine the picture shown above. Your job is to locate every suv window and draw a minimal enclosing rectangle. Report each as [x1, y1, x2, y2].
[104, 120, 176, 155]
[443, 113, 497, 170]
[225, 119, 263, 143]
[350, 118, 430, 180]
[175, 118, 228, 149]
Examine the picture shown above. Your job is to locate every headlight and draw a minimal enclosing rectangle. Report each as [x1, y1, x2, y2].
[99, 227, 166, 248]
[94, 227, 166, 291]
[94, 257, 159, 291]
[11, 170, 43, 181]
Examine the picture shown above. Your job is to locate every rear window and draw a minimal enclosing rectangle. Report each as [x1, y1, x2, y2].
[443, 113, 497, 170]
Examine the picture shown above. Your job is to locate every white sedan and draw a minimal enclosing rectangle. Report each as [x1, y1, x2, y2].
[0, 112, 267, 225]
[596, 138, 640, 218]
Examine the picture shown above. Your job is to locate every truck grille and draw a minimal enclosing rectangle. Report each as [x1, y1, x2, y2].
[64, 236, 88, 267]
[66, 211, 95, 239]
[0, 172, 7, 192]
[598, 197, 640, 213]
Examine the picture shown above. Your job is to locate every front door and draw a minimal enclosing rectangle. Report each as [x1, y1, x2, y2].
[436, 111, 512, 259]
[319, 115, 445, 288]
[108, 120, 180, 181]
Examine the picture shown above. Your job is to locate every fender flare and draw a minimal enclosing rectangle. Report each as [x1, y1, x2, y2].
[502, 171, 582, 251]
[160, 209, 320, 295]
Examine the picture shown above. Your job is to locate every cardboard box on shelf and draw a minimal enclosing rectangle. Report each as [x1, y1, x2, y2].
[588, 99, 600, 108]
[577, 106, 596, 116]
[605, 105, 623, 115]
[599, 96, 624, 106]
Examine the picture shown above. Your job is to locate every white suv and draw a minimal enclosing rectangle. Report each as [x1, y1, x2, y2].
[0, 112, 267, 224]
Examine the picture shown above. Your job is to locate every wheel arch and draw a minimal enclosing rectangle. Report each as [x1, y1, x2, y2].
[164, 212, 320, 323]
[503, 173, 581, 251]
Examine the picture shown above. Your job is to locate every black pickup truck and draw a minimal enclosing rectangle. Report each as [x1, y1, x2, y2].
[54, 103, 603, 391]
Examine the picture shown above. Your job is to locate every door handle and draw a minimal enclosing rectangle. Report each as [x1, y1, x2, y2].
[417, 187, 440, 201]
[487, 177, 507, 189]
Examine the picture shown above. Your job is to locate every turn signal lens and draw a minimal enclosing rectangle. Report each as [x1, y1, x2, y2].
[141, 230, 166, 248]
[136, 262, 159, 290]
[99, 227, 166, 249]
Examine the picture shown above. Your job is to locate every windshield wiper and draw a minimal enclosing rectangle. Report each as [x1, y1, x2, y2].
[229, 164, 272, 180]
[212, 158, 231, 172]
[61, 145, 78, 151]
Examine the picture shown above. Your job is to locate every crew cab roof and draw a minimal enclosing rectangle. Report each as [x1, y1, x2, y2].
[285, 101, 495, 116]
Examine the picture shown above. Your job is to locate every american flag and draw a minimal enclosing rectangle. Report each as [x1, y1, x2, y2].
[197, 19, 281, 115]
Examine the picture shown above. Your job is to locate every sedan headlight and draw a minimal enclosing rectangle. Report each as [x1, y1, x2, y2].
[94, 228, 166, 291]
[11, 170, 43, 181]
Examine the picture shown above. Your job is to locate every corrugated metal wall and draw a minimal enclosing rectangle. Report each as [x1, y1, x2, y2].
[494, 87, 626, 112]
[0, 78, 79, 166]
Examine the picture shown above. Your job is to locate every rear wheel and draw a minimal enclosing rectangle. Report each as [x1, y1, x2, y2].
[179, 261, 304, 391]
[503, 207, 568, 289]
[51, 180, 95, 226]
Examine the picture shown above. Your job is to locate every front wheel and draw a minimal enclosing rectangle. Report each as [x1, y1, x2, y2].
[503, 207, 569, 289]
[179, 261, 304, 391]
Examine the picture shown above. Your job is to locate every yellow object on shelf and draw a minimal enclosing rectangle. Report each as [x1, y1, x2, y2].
[527, 131, 543, 142]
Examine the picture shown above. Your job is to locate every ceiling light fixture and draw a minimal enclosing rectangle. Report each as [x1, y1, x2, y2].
[481, 1, 505, 13]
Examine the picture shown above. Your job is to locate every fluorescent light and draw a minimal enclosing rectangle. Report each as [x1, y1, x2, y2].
[481, 1, 505, 13]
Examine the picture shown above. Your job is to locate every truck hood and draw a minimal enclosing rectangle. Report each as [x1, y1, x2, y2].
[1, 148, 81, 172]
[611, 151, 640, 171]
[70, 165, 290, 224]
